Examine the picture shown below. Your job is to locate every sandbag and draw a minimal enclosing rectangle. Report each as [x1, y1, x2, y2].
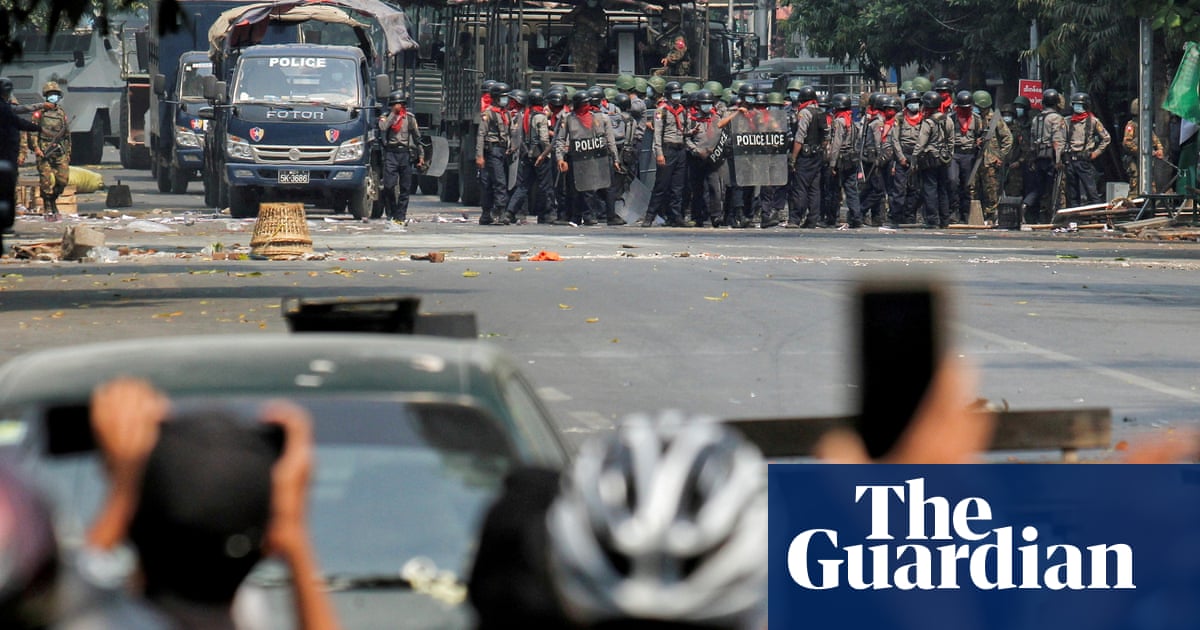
[69, 167, 104, 193]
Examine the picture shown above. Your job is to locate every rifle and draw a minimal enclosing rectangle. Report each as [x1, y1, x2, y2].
[1048, 164, 1065, 222]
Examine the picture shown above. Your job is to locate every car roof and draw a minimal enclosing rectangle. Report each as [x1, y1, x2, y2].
[240, 44, 365, 60]
[0, 334, 513, 408]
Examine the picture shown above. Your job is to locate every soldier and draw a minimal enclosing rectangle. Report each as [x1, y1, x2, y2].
[788, 85, 826, 228]
[555, 90, 620, 226]
[1021, 89, 1067, 223]
[566, 0, 608, 74]
[683, 90, 724, 228]
[1006, 96, 1033, 198]
[642, 81, 690, 227]
[946, 90, 983, 223]
[914, 91, 950, 228]
[379, 90, 423, 223]
[476, 82, 512, 225]
[505, 89, 556, 225]
[31, 82, 71, 221]
[1, 77, 42, 238]
[1122, 98, 1164, 193]
[826, 93, 863, 228]
[1064, 92, 1111, 208]
[652, 8, 689, 77]
[972, 90, 1013, 222]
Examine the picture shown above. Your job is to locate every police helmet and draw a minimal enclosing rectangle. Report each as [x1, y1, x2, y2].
[387, 90, 408, 105]
[766, 91, 785, 106]
[1070, 91, 1091, 110]
[817, 93, 831, 109]
[604, 87, 618, 101]
[721, 88, 734, 105]
[614, 93, 632, 111]
[703, 81, 723, 94]
[508, 89, 528, 106]
[490, 82, 511, 97]
[830, 93, 851, 110]
[529, 88, 545, 107]
[786, 78, 805, 92]
[1042, 89, 1062, 108]
[665, 81, 683, 96]
[690, 89, 712, 105]
[1013, 96, 1031, 109]
[954, 90, 973, 107]
[904, 90, 922, 105]
[615, 74, 636, 92]
[867, 92, 884, 109]
[934, 77, 954, 93]
[972, 90, 993, 109]
[737, 82, 756, 97]
[571, 90, 589, 108]
[481, 79, 496, 94]
[920, 91, 941, 110]
[880, 95, 898, 110]
[681, 81, 701, 95]
[547, 90, 566, 107]
[912, 77, 933, 93]
[586, 85, 604, 104]
[730, 80, 746, 93]
[633, 77, 648, 96]
[796, 85, 817, 103]
[647, 76, 667, 96]
[549, 83, 568, 94]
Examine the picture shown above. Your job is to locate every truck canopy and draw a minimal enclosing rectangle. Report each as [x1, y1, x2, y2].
[207, 0, 417, 57]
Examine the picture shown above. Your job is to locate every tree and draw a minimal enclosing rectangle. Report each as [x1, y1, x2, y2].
[0, 0, 158, 63]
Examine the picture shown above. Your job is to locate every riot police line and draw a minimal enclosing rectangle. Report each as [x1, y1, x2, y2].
[471, 74, 1111, 229]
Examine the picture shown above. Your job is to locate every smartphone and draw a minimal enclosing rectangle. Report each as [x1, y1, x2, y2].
[855, 282, 943, 459]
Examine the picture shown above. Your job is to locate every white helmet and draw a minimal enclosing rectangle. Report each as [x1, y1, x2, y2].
[546, 411, 767, 629]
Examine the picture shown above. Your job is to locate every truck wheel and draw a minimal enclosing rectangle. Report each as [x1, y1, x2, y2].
[70, 122, 105, 165]
[156, 159, 172, 193]
[419, 175, 438, 195]
[438, 171, 459, 202]
[169, 165, 189, 194]
[229, 187, 258, 218]
[350, 168, 381, 220]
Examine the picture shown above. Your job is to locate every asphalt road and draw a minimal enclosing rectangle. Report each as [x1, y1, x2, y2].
[4, 147, 1199, 452]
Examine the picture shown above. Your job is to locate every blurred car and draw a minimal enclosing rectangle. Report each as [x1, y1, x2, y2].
[0, 331, 570, 629]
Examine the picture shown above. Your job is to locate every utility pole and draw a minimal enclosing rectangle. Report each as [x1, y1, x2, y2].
[1138, 18, 1153, 196]
[1029, 20, 1040, 81]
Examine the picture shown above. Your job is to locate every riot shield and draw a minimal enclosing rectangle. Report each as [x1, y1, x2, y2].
[729, 109, 789, 187]
[569, 135, 613, 192]
[692, 119, 728, 166]
[617, 176, 651, 223]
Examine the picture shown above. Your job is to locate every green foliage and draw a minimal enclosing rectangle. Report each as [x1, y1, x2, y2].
[0, 0, 158, 63]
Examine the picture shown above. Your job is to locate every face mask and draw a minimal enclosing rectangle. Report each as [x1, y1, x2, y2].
[744, 96, 756, 105]
[700, 103, 712, 114]
[670, 92, 682, 102]
[498, 96, 509, 108]
[47, 94, 61, 104]
[1002, 115, 1013, 124]
[646, 88, 655, 99]
[1015, 107, 1025, 117]
[972, 106, 981, 115]
[906, 103, 919, 113]
[1072, 103, 1085, 114]
[788, 90, 800, 101]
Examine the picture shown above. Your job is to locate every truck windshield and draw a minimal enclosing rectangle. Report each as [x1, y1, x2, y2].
[233, 56, 360, 106]
[179, 61, 213, 100]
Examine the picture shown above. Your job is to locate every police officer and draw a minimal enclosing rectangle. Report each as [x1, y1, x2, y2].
[1022, 89, 1066, 223]
[1064, 92, 1111, 208]
[859, 93, 888, 225]
[555, 90, 619, 226]
[973, 90, 1013, 222]
[379, 90, 422, 223]
[31, 81, 70, 221]
[506, 89, 557, 224]
[476, 81, 512, 225]
[643, 81, 689, 227]
[826, 93, 862, 228]
[788, 85, 826, 228]
[947, 90, 983, 223]
[872, 95, 901, 226]
[914, 91, 949, 228]
[1123, 98, 1163, 193]
[685, 89, 724, 228]
[934, 78, 954, 113]
[1, 77, 42, 239]
[889, 91, 925, 226]
[605, 92, 639, 225]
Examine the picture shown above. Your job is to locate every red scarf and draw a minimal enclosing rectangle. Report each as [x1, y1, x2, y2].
[488, 105, 509, 126]
[835, 110, 853, 129]
[525, 105, 544, 134]
[904, 111, 924, 126]
[664, 102, 685, 131]
[956, 107, 972, 134]
[389, 107, 407, 131]
[574, 105, 593, 128]
[690, 108, 711, 122]
[1071, 112, 1091, 124]
[797, 100, 816, 110]
[481, 94, 491, 112]
[881, 111, 897, 141]
[939, 93, 951, 114]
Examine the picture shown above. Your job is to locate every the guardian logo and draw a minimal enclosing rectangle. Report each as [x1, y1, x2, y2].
[787, 478, 1135, 591]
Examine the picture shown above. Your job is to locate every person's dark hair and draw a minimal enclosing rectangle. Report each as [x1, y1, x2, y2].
[129, 413, 277, 604]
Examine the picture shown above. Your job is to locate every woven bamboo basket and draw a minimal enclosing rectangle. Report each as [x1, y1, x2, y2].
[250, 202, 313, 259]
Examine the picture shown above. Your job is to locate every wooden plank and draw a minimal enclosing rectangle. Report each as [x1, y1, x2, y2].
[725, 408, 1111, 458]
[1116, 216, 1172, 232]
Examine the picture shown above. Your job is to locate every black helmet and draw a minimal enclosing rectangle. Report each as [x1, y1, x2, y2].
[880, 95, 898, 110]
[694, 89, 715, 104]
[867, 92, 884, 109]
[586, 85, 604, 105]
[482, 79, 497, 94]
[817, 93, 830, 108]
[547, 89, 566, 107]
[1042, 88, 1061, 108]
[796, 85, 817, 103]
[490, 81, 510, 97]
[934, 77, 954, 93]
[665, 81, 683, 99]
[737, 82, 756, 97]
[528, 88, 545, 107]
[920, 90, 941, 110]
[508, 89, 528, 106]
[1012, 96, 1031, 109]
[614, 92, 632, 111]
[387, 89, 408, 105]
[830, 93, 851, 110]
[954, 90, 972, 107]
[571, 90, 589, 108]
[904, 90, 922, 105]
[1070, 91, 1091, 110]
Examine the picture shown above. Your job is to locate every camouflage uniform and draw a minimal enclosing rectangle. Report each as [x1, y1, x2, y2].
[568, 4, 607, 74]
[976, 109, 1013, 220]
[1122, 118, 1163, 194]
[654, 34, 689, 77]
[31, 106, 71, 212]
[1004, 111, 1031, 198]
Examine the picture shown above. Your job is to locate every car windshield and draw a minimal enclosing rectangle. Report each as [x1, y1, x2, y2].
[233, 56, 360, 106]
[179, 60, 213, 100]
[28, 396, 515, 582]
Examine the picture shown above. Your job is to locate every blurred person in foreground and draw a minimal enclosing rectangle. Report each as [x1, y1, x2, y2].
[86, 378, 341, 630]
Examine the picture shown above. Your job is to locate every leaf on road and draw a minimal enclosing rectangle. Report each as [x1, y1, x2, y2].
[705, 291, 729, 302]
[189, 269, 220, 275]
[1016, 300, 1028, 305]
[234, 271, 264, 277]
[308, 271, 320, 277]
[559, 304, 571, 310]
[512, 267, 523, 272]
[585, 317, 599, 323]
[50, 311, 64, 319]
[153, 311, 184, 319]
[1056, 254, 1079, 259]
[611, 338, 619, 343]
[462, 270, 481, 278]
[2, 273, 22, 278]
[564, 286, 578, 291]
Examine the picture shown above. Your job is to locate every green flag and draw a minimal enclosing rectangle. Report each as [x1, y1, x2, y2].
[1164, 41, 1200, 123]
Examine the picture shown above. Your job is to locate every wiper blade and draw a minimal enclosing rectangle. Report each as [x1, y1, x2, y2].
[237, 100, 293, 109]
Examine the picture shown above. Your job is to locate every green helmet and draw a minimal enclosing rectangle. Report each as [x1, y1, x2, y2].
[681, 81, 701, 95]
[633, 77, 648, 96]
[647, 75, 667, 96]
[615, 74, 636, 91]
[604, 87, 618, 101]
[766, 91, 786, 106]
[972, 90, 993, 109]
[703, 80, 723, 94]
[1013, 95, 1031, 109]
[721, 88, 734, 104]
[786, 78, 804, 91]
[899, 80, 913, 93]
[564, 85, 577, 98]
[911, 76, 932, 93]
[730, 79, 745, 93]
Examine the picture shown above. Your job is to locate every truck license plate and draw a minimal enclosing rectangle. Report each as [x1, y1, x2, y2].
[278, 170, 310, 184]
